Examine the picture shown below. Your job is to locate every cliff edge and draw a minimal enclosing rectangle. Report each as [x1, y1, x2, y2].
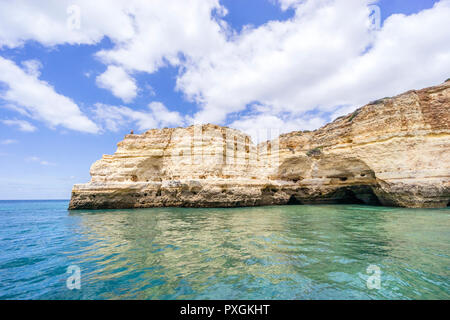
[69, 81, 450, 209]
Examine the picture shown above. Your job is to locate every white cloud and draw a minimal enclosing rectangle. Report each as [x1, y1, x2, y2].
[94, 102, 184, 132]
[178, 0, 378, 124]
[93, 103, 155, 132]
[275, 0, 303, 11]
[144, 84, 156, 97]
[94, 0, 228, 74]
[0, 0, 135, 48]
[149, 102, 184, 128]
[21, 59, 43, 77]
[2, 104, 32, 117]
[0, 57, 99, 133]
[0, 139, 18, 145]
[229, 112, 326, 144]
[1, 119, 37, 132]
[96, 66, 137, 103]
[0, 0, 449, 136]
[0, 0, 228, 70]
[26, 156, 55, 166]
[178, 0, 450, 127]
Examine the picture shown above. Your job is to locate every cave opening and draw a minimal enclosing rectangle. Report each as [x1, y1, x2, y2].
[447, 201, 450, 207]
[287, 195, 303, 205]
[336, 189, 365, 204]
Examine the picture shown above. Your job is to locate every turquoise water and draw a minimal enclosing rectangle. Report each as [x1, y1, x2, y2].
[0, 200, 448, 300]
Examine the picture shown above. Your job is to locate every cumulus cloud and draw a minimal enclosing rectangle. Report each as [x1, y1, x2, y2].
[94, 0, 228, 73]
[0, 0, 135, 48]
[179, 0, 450, 128]
[1, 0, 449, 136]
[94, 102, 184, 132]
[0, 57, 99, 133]
[1, 119, 37, 132]
[179, 0, 375, 123]
[0, 0, 226, 131]
[96, 66, 137, 102]
[149, 102, 184, 127]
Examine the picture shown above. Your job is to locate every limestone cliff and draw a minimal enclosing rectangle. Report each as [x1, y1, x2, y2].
[69, 81, 450, 209]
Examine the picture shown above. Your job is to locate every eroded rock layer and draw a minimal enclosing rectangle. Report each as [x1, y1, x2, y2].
[69, 82, 450, 209]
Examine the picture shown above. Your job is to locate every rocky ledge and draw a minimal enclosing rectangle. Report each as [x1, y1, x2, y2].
[69, 81, 450, 209]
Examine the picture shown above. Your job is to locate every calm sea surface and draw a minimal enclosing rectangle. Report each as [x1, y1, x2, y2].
[0, 200, 448, 300]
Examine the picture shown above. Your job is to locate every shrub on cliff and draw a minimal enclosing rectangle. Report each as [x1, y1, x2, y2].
[306, 147, 322, 157]
[348, 111, 358, 122]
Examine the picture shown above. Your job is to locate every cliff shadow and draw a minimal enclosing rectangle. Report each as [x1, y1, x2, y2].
[287, 195, 303, 205]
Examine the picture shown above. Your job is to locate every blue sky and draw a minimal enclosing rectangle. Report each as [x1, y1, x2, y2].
[0, 0, 448, 199]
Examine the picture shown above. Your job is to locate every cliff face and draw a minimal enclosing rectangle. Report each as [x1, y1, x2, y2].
[69, 82, 450, 209]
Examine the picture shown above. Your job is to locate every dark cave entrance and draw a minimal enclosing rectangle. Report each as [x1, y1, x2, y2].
[287, 195, 303, 205]
[336, 189, 365, 204]
[335, 188, 381, 206]
[447, 201, 450, 207]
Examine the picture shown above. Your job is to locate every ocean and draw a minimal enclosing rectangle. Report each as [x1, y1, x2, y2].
[0, 200, 448, 299]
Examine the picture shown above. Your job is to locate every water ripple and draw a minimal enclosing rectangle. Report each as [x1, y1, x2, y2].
[0, 201, 448, 299]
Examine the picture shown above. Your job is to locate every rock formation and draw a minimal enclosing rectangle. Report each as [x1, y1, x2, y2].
[69, 81, 450, 209]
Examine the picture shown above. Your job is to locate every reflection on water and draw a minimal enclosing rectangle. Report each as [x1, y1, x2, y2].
[0, 201, 449, 299]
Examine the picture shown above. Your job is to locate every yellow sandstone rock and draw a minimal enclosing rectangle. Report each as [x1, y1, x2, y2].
[69, 81, 450, 209]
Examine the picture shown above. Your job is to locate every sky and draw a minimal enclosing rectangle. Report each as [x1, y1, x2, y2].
[0, 0, 449, 199]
